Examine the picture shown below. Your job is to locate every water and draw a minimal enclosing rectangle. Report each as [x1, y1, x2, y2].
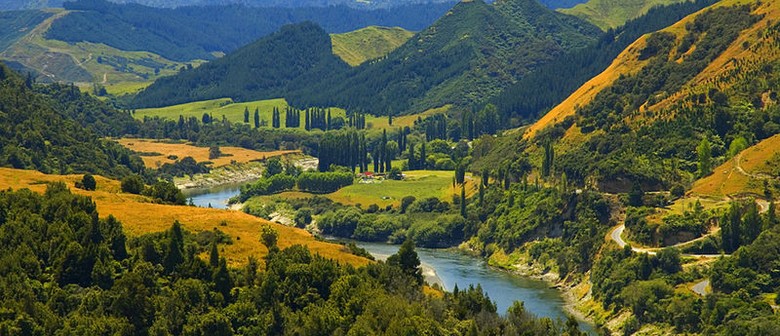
[355, 241, 595, 334]
[189, 186, 595, 334]
[183, 184, 241, 209]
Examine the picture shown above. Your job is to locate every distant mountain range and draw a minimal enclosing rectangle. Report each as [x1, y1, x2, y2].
[0, 0, 587, 10]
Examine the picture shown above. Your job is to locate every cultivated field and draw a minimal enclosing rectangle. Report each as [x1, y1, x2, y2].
[0, 168, 368, 267]
[116, 138, 298, 168]
[247, 170, 475, 208]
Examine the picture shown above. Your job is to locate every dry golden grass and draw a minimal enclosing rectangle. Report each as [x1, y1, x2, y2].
[116, 138, 299, 168]
[527, 0, 780, 141]
[524, 35, 651, 140]
[0, 168, 368, 268]
[650, 0, 780, 112]
[690, 134, 780, 197]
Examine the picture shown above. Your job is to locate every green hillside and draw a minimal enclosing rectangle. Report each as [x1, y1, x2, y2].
[331, 26, 414, 66]
[0, 62, 142, 177]
[559, 0, 689, 30]
[132, 22, 351, 108]
[289, 0, 601, 114]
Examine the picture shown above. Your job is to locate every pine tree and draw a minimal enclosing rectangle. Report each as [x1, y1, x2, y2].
[254, 108, 260, 128]
[213, 257, 233, 302]
[163, 221, 184, 274]
[387, 239, 423, 285]
[420, 143, 427, 170]
[209, 242, 220, 269]
[243, 107, 249, 123]
[460, 185, 467, 218]
[542, 139, 554, 178]
[697, 137, 712, 177]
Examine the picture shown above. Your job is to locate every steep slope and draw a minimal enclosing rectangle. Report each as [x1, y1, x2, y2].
[493, 0, 716, 126]
[559, 0, 689, 30]
[331, 26, 414, 66]
[525, 0, 780, 191]
[690, 134, 780, 198]
[132, 22, 351, 108]
[288, 0, 600, 114]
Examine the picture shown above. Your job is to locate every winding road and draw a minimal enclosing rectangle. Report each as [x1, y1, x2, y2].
[610, 198, 773, 296]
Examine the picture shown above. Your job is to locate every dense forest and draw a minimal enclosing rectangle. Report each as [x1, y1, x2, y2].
[0, 183, 589, 335]
[132, 22, 350, 108]
[133, 0, 599, 113]
[46, 0, 455, 61]
[286, 0, 600, 114]
[0, 63, 143, 177]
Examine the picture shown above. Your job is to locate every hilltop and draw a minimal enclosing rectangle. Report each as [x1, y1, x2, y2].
[560, 0, 689, 30]
[134, 0, 599, 113]
[331, 26, 414, 66]
[288, 0, 600, 114]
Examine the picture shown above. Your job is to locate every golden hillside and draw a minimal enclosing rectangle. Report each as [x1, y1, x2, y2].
[0, 168, 368, 267]
[526, 0, 780, 141]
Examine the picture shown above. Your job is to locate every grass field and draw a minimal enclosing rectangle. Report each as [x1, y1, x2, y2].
[331, 26, 414, 66]
[248, 170, 476, 208]
[116, 138, 298, 168]
[0, 167, 368, 267]
[134, 97, 448, 132]
[133, 98, 348, 128]
[327, 170, 473, 207]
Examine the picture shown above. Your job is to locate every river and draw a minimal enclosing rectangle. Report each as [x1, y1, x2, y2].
[183, 184, 242, 209]
[188, 187, 595, 333]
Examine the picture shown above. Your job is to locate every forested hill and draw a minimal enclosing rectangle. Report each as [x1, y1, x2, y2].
[0, 62, 143, 177]
[44, 0, 455, 62]
[492, 0, 717, 125]
[285, 0, 600, 114]
[525, 0, 780, 191]
[132, 22, 351, 108]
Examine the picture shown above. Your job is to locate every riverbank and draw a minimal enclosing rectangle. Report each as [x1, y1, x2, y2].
[175, 161, 265, 190]
[472, 246, 599, 331]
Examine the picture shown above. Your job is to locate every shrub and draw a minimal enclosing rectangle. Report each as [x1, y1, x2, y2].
[121, 174, 145, 194]
[77, 174, 97, 191]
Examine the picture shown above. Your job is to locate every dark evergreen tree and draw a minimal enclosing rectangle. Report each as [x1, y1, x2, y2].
[387, 239, 423, 285]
